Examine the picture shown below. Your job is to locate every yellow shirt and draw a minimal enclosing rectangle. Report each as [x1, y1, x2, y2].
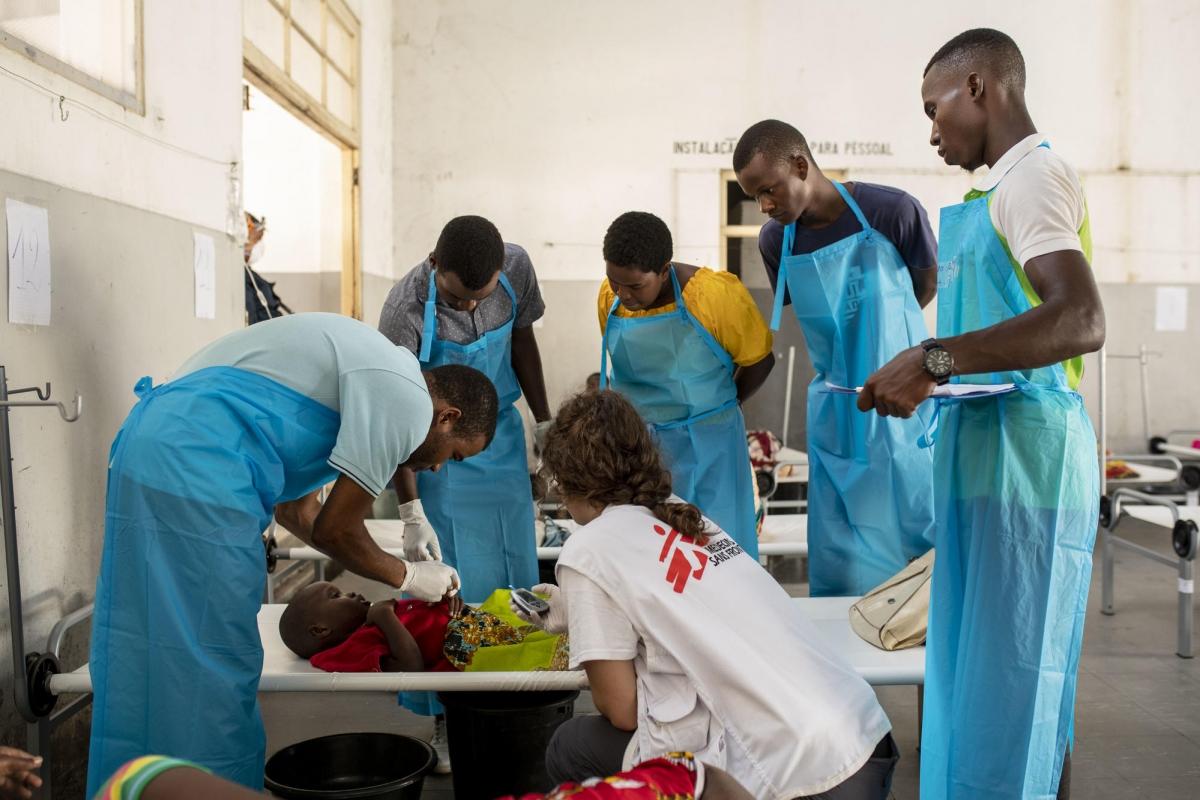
[597, 268, 773, 367]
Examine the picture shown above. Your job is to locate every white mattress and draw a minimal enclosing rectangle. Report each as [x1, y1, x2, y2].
[1124, 504, 1200, 528]
[1108, 462, 1182, 486]
[48, 595, 922, 695]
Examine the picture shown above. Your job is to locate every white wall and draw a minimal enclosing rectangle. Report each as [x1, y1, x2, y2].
[392, 0, 1200, 434]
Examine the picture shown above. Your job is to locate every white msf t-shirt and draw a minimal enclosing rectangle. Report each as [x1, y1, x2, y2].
[557, 504, 890, 799]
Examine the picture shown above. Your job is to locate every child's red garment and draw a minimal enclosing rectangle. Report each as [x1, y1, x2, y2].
[310, 600, 458, 673]
[500, 754, 702, 799]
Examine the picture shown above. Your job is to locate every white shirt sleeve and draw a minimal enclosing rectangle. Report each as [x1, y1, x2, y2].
[989, 149, 1087, 268]
[559, 566, 639, 668]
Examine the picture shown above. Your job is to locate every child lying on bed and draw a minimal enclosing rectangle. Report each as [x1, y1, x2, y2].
[279, 582, 569, 673]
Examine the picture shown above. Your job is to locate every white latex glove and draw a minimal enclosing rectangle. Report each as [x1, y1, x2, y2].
[533, 420, 553, 455]
[398, 498, 442, 562]
[400, 560, 460, 601]
[509, 583, 568, 634]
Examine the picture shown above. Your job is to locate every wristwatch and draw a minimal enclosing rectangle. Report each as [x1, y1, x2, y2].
[921, 339, 953, 385]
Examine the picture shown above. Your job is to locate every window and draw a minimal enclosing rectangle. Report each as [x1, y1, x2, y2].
[0, 0, 144, 113]
[243, 0, 360, 147]
[719, 169, 765, 278]
[719, 167, 847, 280]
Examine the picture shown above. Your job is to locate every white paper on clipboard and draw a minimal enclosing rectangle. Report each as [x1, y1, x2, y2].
[824, 381, 1017, 399]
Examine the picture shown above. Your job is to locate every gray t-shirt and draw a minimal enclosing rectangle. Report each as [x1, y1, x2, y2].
[377, 242, 545, 351]
[177, 313, 432, 498]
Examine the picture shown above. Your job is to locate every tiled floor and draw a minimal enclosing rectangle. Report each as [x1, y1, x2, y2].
[262, 516, 1200, 798]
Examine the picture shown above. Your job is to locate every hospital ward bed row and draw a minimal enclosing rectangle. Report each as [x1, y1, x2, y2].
[1096, 347, 1199, 659]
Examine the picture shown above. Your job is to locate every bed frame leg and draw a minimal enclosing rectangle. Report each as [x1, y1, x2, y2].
[1178, 557, 1193, 659]
[27, 717, 51, 799]
[1101, 526, 1115, 616]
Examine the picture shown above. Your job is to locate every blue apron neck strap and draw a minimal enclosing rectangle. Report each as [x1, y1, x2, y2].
[832, 181, 870, 231]
[668, 263, 683, 303]
[497, 272, 517, 318]
[419, 270, 440, 362]
[599, 295, 621, 389]
[769, 227, 795, 331]
[133, 376, 155, 399]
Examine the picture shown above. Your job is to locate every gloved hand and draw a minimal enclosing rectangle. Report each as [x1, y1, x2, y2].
[510, 583, 568, 634]
[398, 498, 442, 562]
[400, 560, 461, 601]
[533, 420, 553, 455]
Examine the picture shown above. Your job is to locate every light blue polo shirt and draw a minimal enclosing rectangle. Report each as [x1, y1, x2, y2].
[177, 313, 432, 497]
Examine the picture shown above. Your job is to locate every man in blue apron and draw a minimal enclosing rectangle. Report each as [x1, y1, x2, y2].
[379, 215, 548, 766]
[733, 119, 937, 596]
[86, 313, 498, 795]
[859, 29, 1104, 799]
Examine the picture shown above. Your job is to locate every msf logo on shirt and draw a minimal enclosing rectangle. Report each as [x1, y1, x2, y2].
[654, 525, 709, 594]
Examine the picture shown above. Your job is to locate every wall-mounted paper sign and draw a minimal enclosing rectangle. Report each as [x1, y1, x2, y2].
[6, 198, 52, 326]
[193, 232, 216, 320]
[1155, 286, 1187, 332]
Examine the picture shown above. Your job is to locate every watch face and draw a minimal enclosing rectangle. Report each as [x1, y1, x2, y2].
[925, 348, 953, 378]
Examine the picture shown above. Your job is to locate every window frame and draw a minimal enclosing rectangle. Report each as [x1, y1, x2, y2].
[0, 0, 145, 114]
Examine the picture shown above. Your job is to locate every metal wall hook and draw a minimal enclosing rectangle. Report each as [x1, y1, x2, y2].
[9, 383, 52, 401]
[58, 95, 68, 122]
[0, 393, 82, 423]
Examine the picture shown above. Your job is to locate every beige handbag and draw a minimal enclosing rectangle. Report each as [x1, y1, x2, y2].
[848, 548, 935, 651]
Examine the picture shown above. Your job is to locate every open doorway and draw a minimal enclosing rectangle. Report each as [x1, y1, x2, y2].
[241, 0, 362, 320]
[242, 81, 345, 316]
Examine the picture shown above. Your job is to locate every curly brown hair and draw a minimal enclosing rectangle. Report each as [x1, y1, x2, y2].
[540, 390, 708, 541]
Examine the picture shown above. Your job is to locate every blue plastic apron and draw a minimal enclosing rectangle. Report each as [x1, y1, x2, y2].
[769, 182, 936, 596]
[415, 272, 537, 601]
[600, 267, 758, 559]
[86, 367, 341, 795]
[920, 166, 1099, 799]
[405, 273, 538, 717]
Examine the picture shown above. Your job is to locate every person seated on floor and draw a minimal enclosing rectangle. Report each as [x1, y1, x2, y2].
[279, 582, 569, 673]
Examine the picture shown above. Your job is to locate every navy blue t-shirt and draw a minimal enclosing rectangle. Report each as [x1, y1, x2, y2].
[757, 182, 937, 305]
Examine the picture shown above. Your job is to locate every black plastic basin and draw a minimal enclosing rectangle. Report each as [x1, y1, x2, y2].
[264, 732, 436, 799]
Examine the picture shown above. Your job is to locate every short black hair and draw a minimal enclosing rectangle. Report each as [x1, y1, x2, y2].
[433, 215, 505, 291]
[603, 212, 673, 273]
[424, 364, 498, 445]
[733, 119, 813, 173]
[925, 28, 1026, 91]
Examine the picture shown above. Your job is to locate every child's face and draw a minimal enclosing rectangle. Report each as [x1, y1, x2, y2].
[296, 582, 370, 646]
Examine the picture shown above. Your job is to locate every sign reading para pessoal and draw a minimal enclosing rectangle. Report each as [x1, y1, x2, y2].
[672, 138, 894, 157]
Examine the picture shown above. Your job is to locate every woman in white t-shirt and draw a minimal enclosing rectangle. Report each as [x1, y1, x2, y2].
[513, 390, 899, 800]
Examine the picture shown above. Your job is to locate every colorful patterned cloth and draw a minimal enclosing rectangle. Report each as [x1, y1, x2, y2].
[500, 753, 702, 799]
[445, 589, 570, 671]
[94, 756, 208, 800]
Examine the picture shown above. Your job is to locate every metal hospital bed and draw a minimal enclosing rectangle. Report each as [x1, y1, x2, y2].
[1097, 348, 1199, 659]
